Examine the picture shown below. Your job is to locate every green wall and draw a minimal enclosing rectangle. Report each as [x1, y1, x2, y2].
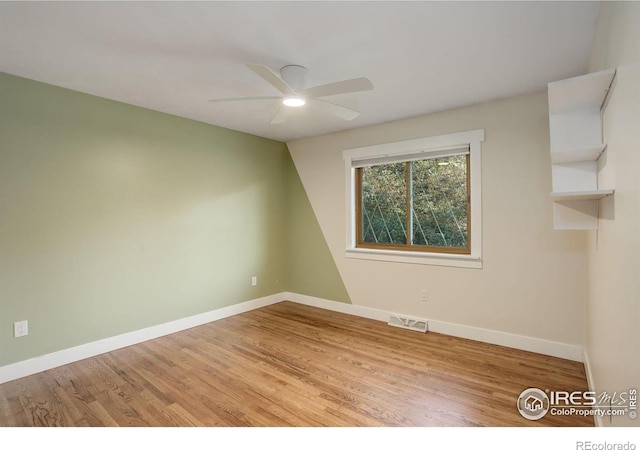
[0, 73, 290, 366]
[0, 72, 350, 368]
[285, 153, 351, 303]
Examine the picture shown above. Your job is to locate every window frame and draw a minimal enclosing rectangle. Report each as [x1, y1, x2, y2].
[343, 129, 484, 269]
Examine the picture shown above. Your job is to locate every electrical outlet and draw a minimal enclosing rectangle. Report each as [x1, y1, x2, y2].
[420, 290, 428, 302]
[251, 276, 257, 286]
[14, 320, 28, 338]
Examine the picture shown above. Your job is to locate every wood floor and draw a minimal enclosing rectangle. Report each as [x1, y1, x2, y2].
[0, 301, 593, 427]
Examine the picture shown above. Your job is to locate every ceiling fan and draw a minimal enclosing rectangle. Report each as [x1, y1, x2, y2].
[209, 64, 373, 124]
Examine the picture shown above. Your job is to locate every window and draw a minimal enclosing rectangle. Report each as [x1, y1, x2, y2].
[343, 129, 483, 268]
[357, 152, 470, 254]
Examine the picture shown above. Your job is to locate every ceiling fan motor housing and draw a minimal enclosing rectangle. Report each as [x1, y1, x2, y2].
[280, 65, 308, 92]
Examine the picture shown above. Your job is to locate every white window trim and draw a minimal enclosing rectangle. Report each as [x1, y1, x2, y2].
[343, 129, 484, 269]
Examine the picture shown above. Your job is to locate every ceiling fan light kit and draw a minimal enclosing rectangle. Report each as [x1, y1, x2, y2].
[282, 96, 306, 107]
[209, 63, 373, 124]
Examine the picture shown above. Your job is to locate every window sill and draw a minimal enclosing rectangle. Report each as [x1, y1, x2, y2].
[345, 248, 483, 269]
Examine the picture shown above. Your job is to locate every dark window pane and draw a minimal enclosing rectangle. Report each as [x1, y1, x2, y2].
[361, 163, 407, 245]
[411, 155, 468, 248]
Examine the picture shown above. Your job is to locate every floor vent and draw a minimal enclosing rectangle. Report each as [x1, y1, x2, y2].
[388, 315, 428, 333]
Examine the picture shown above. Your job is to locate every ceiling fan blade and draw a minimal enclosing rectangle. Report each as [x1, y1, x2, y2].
[247, 64, 296, 96]
[311, 99, 360, 121]
[208, 96, 281, 103]
[302, 77, 373, 99]
[270, 106, 290, 124]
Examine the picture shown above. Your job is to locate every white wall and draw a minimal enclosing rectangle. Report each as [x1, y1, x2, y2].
[586, 1, 640, 427]
[288, 91, 587, 349]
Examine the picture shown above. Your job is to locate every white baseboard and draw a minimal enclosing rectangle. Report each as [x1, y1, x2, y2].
[284, 292, 390, 321]
[428, 319, 583, 362]
[583, 348, 603, 427]
[0, 293, 283, 385]
[283, 292, 584, 362]
[1, 291, 584, 385]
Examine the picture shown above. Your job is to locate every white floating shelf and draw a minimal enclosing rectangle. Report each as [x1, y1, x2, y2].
[551, 145, 607, 164]
[548, 68, 616, 114]
[548, 68, 616, 230]
[550, 189, 614, 202]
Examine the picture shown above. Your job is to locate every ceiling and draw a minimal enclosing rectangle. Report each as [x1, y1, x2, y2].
[0, 1, 600, 142]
